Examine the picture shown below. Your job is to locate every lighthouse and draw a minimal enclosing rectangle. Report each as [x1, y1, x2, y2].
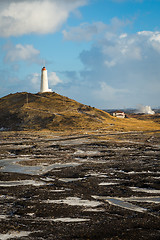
[40, 66, 52, 93]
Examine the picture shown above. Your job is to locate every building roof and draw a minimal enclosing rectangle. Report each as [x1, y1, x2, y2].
[114, 110, 125, 113]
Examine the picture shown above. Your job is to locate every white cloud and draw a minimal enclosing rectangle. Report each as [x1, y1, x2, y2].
[4, 43, 40, 63]
[138, 31, 160, 53]
[63, 18, 131, 42]
[119, 33, 128, 39]
[94, 82, 128, 101]
[137, 31, 153, 36]
[48, 72, 62, 86]
[24, 71, 62, 93]
[30, 71, 62, 90]
[105, 60, 117, 68]
[0, 0, 87, 37]
[101, 32, 142, 66]
[31, 73, 40, 85]
[77, 29, 160, 108]
[149, 32, 160, 53]
[63, 22, 107, 41]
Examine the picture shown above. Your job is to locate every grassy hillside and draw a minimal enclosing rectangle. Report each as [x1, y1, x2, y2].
[0, 92, 160, 132]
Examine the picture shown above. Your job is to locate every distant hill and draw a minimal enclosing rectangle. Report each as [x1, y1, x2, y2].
[0, 92, 160, 132]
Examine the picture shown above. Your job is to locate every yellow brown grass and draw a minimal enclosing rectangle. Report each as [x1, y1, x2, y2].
[0, 92, 160, 132]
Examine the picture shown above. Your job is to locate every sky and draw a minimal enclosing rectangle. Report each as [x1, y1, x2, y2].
[0, 0, 160, 109]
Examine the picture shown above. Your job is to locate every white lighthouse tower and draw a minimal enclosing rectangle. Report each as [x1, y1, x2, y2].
[40, 66, 52, 93]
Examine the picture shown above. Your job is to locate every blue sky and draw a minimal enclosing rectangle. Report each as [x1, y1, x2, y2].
[0, 0, 160, 109]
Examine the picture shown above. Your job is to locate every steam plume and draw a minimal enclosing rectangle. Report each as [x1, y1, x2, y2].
[136, 105, 155, 115]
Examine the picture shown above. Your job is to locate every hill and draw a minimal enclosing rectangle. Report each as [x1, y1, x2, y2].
[0, 92, 160, 132]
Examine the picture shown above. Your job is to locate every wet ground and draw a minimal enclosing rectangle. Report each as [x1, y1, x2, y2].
[0, 130, 160, 240]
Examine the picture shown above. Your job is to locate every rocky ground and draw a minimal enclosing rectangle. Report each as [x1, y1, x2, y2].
[0, 130, 160, 240]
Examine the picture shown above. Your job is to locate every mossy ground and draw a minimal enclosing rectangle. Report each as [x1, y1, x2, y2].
[0, 130, 160, 240]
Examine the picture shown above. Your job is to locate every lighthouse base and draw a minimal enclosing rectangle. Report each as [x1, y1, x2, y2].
[40, 88, 52, 93]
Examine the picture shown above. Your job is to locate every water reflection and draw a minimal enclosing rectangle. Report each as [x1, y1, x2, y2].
[0, 158, 81, 175]
[92, 195, 160, 213]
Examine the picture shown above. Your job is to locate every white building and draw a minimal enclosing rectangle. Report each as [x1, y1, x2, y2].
[113, 111, 125, 118]
[40, 66, 52, 93]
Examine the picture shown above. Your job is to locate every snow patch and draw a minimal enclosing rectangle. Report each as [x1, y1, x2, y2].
[40, 177, 55, 182]
[74, 149, 101, 156]
[52, 217, 90, 223]
[86, 172, 107, 178]
[124, 196, 160, 203]
[0, 215, 7, 219]
[45, 197, 102, 207]
[59, 178, 85, 182]
[83, 208, 105, 212]
[130, 187, 160, 194]
[0, 180, 46, 187]
[49, 189, 66, 192]
[99, 182, 118, 186]
[0, 231, 31, 240]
